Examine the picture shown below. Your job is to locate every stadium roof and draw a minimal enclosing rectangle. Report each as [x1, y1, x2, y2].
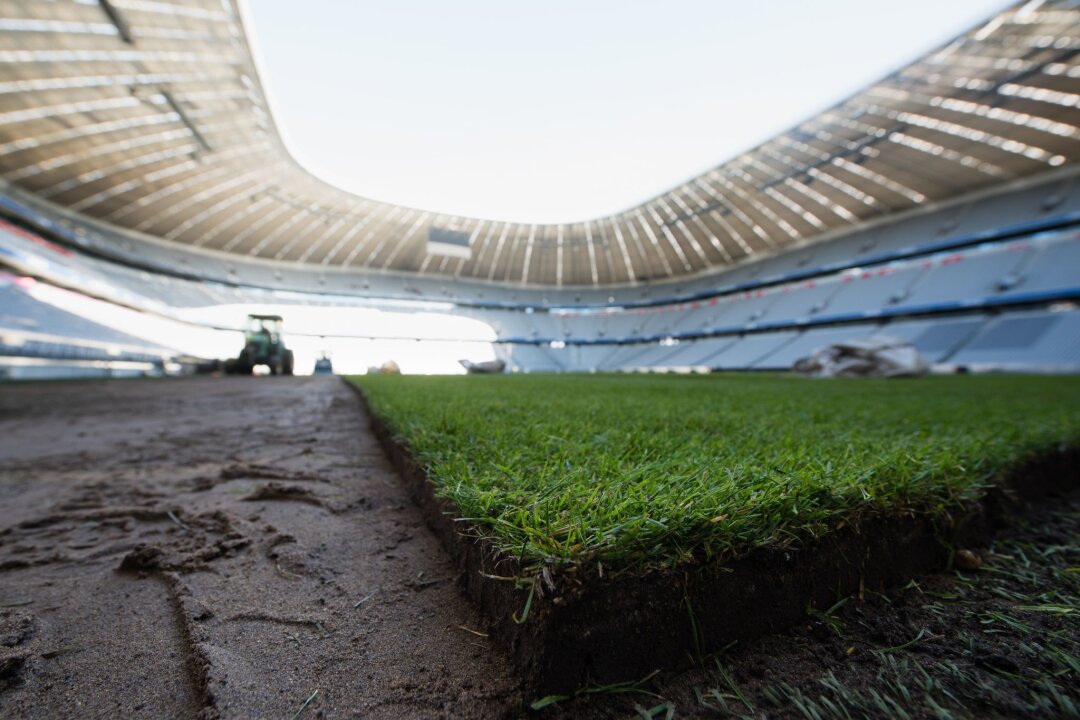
[0, 0, 1078, 287]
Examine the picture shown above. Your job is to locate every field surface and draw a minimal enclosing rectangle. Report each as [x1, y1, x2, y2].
[0, 378, 518, 719]
[2, 375, 1077, 718]
[352, 373, 1080, 573]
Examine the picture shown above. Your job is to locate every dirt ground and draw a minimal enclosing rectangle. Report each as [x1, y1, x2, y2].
[0, 377, 1076, 719]
[0, 377, 519, 719]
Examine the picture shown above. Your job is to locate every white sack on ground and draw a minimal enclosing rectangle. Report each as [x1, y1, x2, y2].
[793, 334, 928, 378]
[460, 358, 506, 374]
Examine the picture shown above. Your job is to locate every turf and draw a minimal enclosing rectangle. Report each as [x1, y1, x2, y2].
[349, 373, 1080, 573]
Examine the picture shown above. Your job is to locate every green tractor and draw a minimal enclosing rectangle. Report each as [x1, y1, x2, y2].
[225, 314, 295, 376]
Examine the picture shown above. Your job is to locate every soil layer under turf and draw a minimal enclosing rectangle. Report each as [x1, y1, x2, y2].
[350, 373, 1080, 692]
[538, 488, 1080, 719]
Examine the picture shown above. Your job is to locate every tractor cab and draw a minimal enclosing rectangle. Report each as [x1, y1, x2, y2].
[245, 314, 282, 350]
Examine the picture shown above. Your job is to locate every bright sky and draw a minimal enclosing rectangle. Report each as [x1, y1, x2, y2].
[243, 0, 1009, 224]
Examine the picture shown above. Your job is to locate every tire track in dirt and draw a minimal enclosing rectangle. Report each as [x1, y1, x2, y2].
[0, 377, 520, 719]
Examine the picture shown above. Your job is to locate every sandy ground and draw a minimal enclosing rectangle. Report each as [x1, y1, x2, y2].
[0, 377, 519, 719]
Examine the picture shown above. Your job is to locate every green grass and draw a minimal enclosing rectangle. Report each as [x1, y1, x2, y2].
[350, 373, 1080, 573]
[738, 518, 1080, 720]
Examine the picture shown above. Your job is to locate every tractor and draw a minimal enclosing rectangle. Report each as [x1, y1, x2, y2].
[225, 314, 295, 375]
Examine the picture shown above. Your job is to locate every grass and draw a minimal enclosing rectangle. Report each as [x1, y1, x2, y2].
[350, 373, 1080, 574]
[288, 689, 318, 720]
[738, 518, 1080, 719]
[529, 669, 664, 710]
[527, 495, 1080, 717]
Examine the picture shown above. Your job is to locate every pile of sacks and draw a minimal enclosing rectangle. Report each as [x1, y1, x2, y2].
[793, 335, 928, 378]
[459, 359, 506, 374]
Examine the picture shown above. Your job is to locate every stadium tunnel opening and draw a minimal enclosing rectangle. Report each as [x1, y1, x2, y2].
[18, 279, 500, 376]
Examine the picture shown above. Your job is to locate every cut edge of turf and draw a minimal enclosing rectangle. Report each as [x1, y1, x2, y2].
[343, 379, 1080, 694]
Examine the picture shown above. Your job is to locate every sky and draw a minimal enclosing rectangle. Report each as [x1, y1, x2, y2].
[242, 0, 1010, 224]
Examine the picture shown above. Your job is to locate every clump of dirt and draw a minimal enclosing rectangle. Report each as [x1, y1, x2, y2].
[219, 463, 319, 482]
[242, 482, 325, 506]
[116, 543, 168, 573]
[0, 610, 35, 692]
[116, 534, 252, 574]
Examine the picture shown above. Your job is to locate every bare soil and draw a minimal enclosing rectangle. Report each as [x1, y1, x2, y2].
[1, 377, 1076, 719]
[0, 377, 519, 719]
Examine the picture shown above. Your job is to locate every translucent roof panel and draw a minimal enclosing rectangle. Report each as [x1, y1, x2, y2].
[0, 0, 1077, 286]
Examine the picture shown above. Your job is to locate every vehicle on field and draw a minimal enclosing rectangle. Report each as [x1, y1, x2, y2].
[225, 314, 294, 375]
[313, 353, 334, 375]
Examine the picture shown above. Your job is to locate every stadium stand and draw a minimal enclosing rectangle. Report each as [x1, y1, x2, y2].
[0, 1, 1077, 375]
[2, 167, 1079, 374]
[874, 317, 987, 364]
[949, 308, 1080, 371]
[0, 275, 171, 379]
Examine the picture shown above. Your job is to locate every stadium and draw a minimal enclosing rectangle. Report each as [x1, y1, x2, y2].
[0, 1, 1078, 718]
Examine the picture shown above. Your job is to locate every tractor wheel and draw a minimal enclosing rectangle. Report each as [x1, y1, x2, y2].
[283, 350, 295, 376]
[236, 351, 254, 376]
[224, 358, 251, 375]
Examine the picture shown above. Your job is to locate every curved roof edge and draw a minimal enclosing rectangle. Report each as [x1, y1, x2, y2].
[0, 0, 1077, 286]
